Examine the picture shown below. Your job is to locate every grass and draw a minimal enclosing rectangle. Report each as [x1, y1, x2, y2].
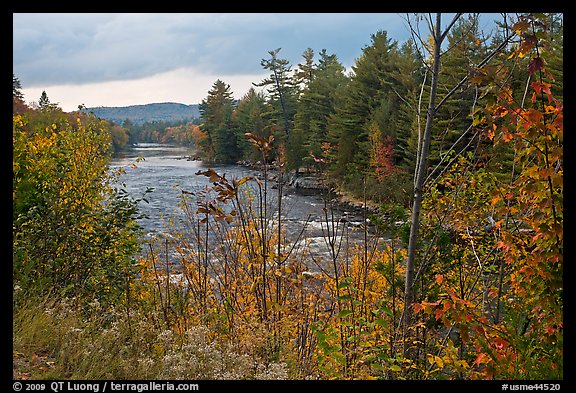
[12, 293, 290, 380]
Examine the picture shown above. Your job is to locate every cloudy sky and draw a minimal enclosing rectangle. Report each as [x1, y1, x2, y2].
[13, 13, 500, 112]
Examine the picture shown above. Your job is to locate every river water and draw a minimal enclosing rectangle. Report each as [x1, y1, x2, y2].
[109, 143, 374, 269]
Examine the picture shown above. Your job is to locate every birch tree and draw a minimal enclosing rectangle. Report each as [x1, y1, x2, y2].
[402, 12, 516, 358]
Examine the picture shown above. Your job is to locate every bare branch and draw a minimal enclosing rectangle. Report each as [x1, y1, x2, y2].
[440, 13, 463, 43]
[405, 13, 433, 72]
[414, 68, 428, 189]
[433, 30, 516, 113]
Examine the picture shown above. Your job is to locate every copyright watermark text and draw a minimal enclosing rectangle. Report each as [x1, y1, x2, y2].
[502, 384, 561, 391]
[13, 382, 199, 393]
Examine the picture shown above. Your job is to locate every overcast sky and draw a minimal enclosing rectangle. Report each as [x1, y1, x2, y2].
[13, 13, 500, 112]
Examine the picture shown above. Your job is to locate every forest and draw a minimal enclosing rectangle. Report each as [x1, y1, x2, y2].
[13, 13, 563, 381]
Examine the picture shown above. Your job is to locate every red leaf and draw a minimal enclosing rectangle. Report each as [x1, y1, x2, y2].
[492, 336, 509, 350]
[531, 81, 553, 102]
[473, 352, 490, 366]
[434, 308, 444, 320]
[528, 58, 544, 75]
[545, 326, 557, 336]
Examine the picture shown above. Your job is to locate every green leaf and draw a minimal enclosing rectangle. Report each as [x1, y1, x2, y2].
[377, 353, 389, 361]
[380, 306, 392, 316]
[338, 281, 351, 289]
[337, 309, 353, 318]
[334, 352, 347, 365]
[375, 318, 387, 328]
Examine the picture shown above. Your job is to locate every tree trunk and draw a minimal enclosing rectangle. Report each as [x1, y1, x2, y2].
[403, 13, 443, 358]
[401, 12, 513, 360]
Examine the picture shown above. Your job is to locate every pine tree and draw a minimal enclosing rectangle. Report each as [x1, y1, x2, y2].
[213, 104, 238, 163]
[290, 50, 348, 172]
[327, 31, 400, 188]
[38, 90, 55, 111]
[232, 88, 270, 162]
[294, 47, 316, 89]
[199, 80, 236, 162]
[253, 48, 298, 139]
[427, 15, 487, 177]
[13, 74, 24, 100]
[391, 40, 425, 175]
[544, 13, 563, 99]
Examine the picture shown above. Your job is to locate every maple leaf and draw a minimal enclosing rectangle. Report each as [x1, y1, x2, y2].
[528, 58, 544, 76]
[473, 352, 490, 367]
[545, 325, 557, 336]
[434, 307, 444, 320]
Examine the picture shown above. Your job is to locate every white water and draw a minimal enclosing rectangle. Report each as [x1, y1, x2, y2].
[109, 143, 374, 269]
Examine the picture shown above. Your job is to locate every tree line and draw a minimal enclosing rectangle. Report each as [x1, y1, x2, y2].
[195, 14, 562, 208]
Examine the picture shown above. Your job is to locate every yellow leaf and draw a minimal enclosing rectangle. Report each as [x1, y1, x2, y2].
[389, 364, 401, 372]
[434, 355, 444, 368]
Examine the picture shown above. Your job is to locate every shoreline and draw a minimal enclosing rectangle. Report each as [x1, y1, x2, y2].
[236, 161, 381, 218]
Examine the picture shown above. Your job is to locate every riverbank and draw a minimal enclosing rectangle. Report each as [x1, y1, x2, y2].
[237, 161, 381, 217]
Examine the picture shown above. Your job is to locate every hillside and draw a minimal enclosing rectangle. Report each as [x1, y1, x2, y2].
[84, 102, 200, 125]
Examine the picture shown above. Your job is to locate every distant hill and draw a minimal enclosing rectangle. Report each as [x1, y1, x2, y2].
[83, 102, 201, 125]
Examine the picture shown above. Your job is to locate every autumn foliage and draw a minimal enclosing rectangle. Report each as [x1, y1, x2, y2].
[411, 14, 563, 379]
[13, 105, 142, 304]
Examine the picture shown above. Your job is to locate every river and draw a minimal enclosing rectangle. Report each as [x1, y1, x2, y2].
[109, 143, 375, 269]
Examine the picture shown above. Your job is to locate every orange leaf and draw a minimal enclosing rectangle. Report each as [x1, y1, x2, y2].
[512, 20, 530, 34]
[545, 326, 557, 336]
[473, 352, 490, 366]
[434, 308, 444, 320]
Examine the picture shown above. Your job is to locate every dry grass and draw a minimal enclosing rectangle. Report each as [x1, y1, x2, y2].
[13, 293, 289, 380]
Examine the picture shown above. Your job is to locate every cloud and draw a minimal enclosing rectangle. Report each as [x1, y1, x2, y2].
[20, 66, 269, 112]
[14, 13, 502, 111]
[13, 13, 412, 88]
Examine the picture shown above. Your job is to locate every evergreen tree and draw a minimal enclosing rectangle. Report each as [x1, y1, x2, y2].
[422, 15, 487, 179]
[13, 74, 24, 100]
[327, 31, 400, 186]
[213, 104, 238, 163]
[390, 40, 424, 175]
[38, 90, 56, 111]
[544, 13, 563, 99]
[199, 80, 236, 162]
[294, 47, 316, 89]
[253, 48, 298, 139]
[232, 88, 270, 162]
[289, 50, 348, 172]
